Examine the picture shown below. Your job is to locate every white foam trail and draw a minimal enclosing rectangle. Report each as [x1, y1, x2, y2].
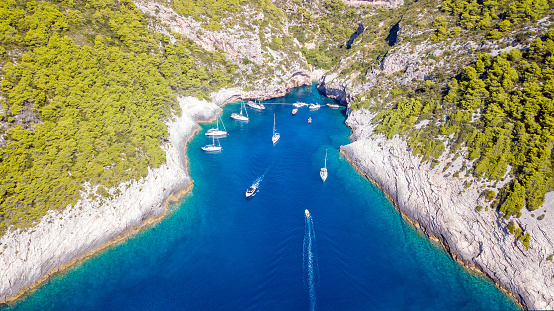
[252, 168, 269, 188]
[303, 214, 317, 311]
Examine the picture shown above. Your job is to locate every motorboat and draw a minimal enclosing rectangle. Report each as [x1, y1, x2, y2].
[293, 102, 307, 108]
[327, 103, 340, 108]
[272, 114, 280, 144]
[205, 116, 228, 136]
[246, 185, 257, 198]
[231, 102, 249, 121]
[309, 103, 321, 110]
[292, 108, 298, 115]
[308, 117, 312, 123]
[305, 209, 310, 217]
[247, 100, 265, 110]
[201, 136, 222, 152]
[320, 149, 328, 182]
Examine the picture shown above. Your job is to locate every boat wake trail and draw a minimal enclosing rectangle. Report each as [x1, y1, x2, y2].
[303, 212, 318, 311]
[253, 168, 269, 187]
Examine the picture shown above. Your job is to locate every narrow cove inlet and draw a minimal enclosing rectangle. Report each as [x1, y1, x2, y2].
[4, 85, 518, 310]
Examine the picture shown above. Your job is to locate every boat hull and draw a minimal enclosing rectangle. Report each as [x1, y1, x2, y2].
[205, 130, 227, 136]
[231, 113, 249, 121]
[202, 146, 222, 152]
[272, 133, 280, 144]
[320, 168, 328, 182]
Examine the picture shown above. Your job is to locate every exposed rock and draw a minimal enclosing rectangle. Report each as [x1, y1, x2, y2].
[134, 1, 263, 65]
[341, 109, 554, 310]
[0, 72, 327, 304]
[0, 90, 227, 304]
[385, 21, 401, 46]
[341, 0, 404, 8]
[346, 22, 365, 49]
[317, 74, 354, 104]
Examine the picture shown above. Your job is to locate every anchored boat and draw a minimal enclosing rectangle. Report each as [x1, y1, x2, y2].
[201, 136, 222, 152]
[231, 102, 249, 121]
[205, 116, 228, 136]
[320, 149, 328, 182]
[272, 114, 280, 144]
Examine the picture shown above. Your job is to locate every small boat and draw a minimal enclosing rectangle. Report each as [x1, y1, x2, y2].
[308, 117, 312, 123]
[320, 149, 328, 182]
[293, 102, 307, 108]
[205, 116, 228, 136]
[231, 102, 249, 121]
[309, 103, 320, 110]
[272, 114, 280, 144]
[246, 185, 257, 198]
[305, 209, 310, 217]
[292, 108, 298, 115]
[327, 103, 340, 108]
[247, 100, 265, 110]
[201, 136, 222, 152]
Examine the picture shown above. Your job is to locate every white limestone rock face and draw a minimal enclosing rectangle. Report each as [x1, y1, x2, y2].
[341, 109, 554, 310]
[0, 95, 222, 304]
[134, 1, 264, 65]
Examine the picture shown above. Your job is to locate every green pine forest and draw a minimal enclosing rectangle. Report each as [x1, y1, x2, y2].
[0, 0, 237, 235]
[1, 0, 554, 246]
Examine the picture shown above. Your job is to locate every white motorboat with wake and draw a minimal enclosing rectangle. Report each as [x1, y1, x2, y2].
[305, 209, 310, 217]
[246, 185, 257, 198]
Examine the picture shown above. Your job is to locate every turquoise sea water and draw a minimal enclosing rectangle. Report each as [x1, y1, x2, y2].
[5, 85, 518, 310]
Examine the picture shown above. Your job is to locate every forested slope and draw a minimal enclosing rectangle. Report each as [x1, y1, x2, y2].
[305, 0, 554, 244]
[0, 0, 239, 235]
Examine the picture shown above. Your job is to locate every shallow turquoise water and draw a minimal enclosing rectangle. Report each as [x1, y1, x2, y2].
[5, 85, 518, 310]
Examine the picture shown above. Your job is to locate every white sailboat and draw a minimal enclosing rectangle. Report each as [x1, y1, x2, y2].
[231, 102, 249, 121]
[272, 114, 280, 144]
[247, 100, 265, 110]
[201, 136, 222, 152]
[320, 149, 328, 182]
[205, 116, 228, 136]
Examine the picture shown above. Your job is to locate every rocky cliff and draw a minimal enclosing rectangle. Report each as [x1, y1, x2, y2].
[340, 109, 554, 309]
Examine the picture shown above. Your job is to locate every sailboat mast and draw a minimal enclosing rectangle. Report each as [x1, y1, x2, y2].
[325, 149, 327, 168]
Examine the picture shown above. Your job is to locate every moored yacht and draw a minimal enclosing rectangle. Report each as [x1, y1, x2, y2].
[247, 100, 266, 110]
[309, 103, 320, 110]
[231, 102, 249, 121]
[320, 149, 328, 182]
[327, 103, 340, 108]
[272, 114, 280, 144]
[292, 108, 298, 115]
[293, 102, 307, 108]
[201, 136, 222, 152]
[205, 116, 228, 136]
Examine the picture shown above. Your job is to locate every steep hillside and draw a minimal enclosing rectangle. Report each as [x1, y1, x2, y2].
[308, 0, 554, 308]
[2, 0, 554, 308]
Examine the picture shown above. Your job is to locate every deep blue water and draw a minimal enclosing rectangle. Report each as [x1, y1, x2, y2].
[5, 85, 518, 310]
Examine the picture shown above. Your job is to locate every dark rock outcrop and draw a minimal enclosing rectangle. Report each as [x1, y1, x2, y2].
[316, 75, 354, 104]
[346, 23, 365, 49]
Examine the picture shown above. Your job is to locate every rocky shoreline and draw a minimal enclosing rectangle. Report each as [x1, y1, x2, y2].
[339, 108, 554, 310]
[0, 72, 319, 305]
